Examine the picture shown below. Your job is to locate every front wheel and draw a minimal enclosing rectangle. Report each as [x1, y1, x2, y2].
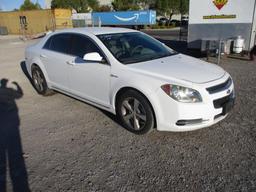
[116, 90, 155, 134]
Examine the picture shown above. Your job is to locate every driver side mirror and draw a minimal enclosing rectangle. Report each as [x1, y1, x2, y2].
[83, 52, 106, 63]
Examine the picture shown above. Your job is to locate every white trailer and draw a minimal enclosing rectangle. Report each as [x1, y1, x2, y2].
[72, 13, 92, 27]
[188, 0, 256, 51]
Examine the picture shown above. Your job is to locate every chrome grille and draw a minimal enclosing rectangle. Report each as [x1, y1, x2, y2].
[206, 77, 232, 94]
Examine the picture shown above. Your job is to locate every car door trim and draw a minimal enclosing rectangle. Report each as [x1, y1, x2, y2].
[42, 32, 111, 66]
[52, 85, 110, 109]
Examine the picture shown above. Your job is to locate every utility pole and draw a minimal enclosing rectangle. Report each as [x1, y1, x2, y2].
[179, 0, 183, 41]
[249, 0, 256, 50]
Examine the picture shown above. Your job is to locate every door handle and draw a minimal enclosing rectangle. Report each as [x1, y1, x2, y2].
[40, 54, 47, 58]
[66, 61, 75, 66]
[110, 74, 118, 78]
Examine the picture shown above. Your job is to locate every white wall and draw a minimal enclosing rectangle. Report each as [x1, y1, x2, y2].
[189, 0, 255, 24]
[99, 0, 112, 6]
[45, 0, 52, 9]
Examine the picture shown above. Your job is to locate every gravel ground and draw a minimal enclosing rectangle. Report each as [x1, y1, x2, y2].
[0, 36, 256, 192]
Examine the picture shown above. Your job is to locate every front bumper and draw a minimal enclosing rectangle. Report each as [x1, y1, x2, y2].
[155, 75, 235, 132]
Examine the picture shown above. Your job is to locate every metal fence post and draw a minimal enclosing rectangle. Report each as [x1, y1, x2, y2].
[217, 39, 222, 65]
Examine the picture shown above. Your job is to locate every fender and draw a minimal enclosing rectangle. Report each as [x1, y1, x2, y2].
[30, 57, 52, 87]
[110, 74, 165, 129]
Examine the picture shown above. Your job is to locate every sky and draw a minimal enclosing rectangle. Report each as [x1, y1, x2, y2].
[0, 0, 45, 11]
[0, 0, 113, 11]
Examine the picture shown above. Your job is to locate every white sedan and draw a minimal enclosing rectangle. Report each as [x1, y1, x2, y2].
[25, 27, 235, 134]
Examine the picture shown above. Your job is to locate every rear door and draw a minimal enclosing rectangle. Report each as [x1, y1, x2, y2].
[41, 33, 73, 91]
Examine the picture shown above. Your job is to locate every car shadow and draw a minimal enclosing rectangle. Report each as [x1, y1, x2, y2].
[20, 61, 34, 88]
[0, 78, 30, 192]
[99, 109, 122, 127]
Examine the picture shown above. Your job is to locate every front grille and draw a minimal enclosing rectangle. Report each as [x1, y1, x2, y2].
[206, 77, 232, 94]
[213, 92, 233, 109]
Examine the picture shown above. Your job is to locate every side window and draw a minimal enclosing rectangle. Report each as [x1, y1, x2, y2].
[70, 35, 102, 58]
[43, 37, 52, 50]
[49, 34, 71, 54]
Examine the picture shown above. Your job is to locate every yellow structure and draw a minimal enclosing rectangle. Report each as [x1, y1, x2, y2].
[54, 9, 73, 29]
[0, 9, 72, 35]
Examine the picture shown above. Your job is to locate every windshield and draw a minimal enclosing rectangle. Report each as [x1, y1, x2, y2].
[97, 32, 177, 64]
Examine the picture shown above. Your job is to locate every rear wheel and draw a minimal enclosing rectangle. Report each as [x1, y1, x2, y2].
[31, 65, 54, 96]
[116, 90, 155, 134]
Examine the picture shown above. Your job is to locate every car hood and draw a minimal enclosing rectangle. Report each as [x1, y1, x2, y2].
[128, 54, 225, 84]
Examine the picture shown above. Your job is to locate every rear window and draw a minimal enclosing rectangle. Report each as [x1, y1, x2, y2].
[43, 36, 52, 49]
[43, 34, 71, 54]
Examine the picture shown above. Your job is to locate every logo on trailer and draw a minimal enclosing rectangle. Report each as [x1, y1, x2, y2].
[114, 14, 139, 22]
[213, 0, 228, 10]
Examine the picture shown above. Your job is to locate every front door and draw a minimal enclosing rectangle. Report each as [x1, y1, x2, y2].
[67, 34, 111, 107]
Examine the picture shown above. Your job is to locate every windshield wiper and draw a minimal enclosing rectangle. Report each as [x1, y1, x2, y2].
[149, 53, 173, 60]
[123, 52, 178, 64]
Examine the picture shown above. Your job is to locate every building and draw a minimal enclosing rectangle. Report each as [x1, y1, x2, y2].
[45, 0, 52, 9]
[99, 0, 112, 6]
[188, 0, 256, 51]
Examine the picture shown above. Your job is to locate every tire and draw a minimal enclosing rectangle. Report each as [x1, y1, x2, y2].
[116, 89, 155, 134]
[250, 45, 256, 61]
[31, 65, 54, 96]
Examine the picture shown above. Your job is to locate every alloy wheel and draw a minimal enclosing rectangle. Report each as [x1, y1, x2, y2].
[33, 70, 44, 92]
[121, 97, 147, 130]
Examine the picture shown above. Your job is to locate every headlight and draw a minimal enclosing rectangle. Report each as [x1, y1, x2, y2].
[161, 84, 202, 103]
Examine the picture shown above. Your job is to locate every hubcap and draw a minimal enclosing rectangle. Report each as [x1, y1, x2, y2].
[121, 97, 147, 130]
[33, 70, 44, 92]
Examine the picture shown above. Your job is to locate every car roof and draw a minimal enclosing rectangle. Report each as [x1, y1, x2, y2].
[54, 27, 137, 36]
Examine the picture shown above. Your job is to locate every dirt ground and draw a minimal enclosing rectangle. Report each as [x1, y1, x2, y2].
[0, 36, 256, 192]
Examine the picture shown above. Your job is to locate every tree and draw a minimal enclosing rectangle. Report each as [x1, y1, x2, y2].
[87, 0, 99, 10]
[95, 5, 112, 12]
[111, 0, 189, 15]
[137, 0, 156, 9]
[20, 0, 41, 11]
[179, 0, 189, 15]
[35, 2, 42, 9]
[51, 0, 99, 13]
[155, 0, 178, 19]
[112, 0, 140, 11]
[154, 0, 189, 19]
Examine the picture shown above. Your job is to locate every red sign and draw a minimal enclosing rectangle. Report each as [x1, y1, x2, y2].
[213, 0, 228, 10]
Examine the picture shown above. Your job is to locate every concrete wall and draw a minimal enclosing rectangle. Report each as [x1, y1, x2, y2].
[0, 9, 55, 35]
[53, 9, 72, 29]
[0, 9, 72, 35]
